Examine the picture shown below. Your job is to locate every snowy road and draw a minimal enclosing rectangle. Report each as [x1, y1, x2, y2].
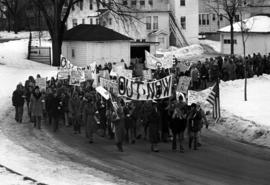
[1, 107, 270, 185]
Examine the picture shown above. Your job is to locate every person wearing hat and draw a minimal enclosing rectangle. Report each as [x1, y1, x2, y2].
[12, 83, 25, 123]
[30, 86, 44, 129]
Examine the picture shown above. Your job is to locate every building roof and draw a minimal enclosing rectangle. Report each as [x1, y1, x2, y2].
[219, 16, 270, 33]
[63, 24, 133, 42]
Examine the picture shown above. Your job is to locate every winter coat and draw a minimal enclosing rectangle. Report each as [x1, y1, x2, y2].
[70, 97, 82, 117]
[30, 92, 44, 117]
[187, 109, 202, 133]
[50, 96, 63, 118]
[148, 107, 161, 143]
[45, 93, 54, 115]
[12, 90, 25, 107]
[171, 102, 188, 133]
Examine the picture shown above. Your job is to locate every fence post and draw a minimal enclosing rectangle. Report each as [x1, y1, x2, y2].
[49, 47, 52, 66]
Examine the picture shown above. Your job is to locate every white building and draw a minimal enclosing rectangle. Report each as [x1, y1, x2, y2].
[67, 0, 100, 29]
[62, 25, 132, 67]
[219, 16, 270, 56]
[170, 0, 199, 44]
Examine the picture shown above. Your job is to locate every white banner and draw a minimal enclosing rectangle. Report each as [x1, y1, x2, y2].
[118, 75, 173, 100]
[145, 51, 173, 69]
[69, 70, 85, 86]
[57, 68, 70, 80]
[89, 62, 97, 87]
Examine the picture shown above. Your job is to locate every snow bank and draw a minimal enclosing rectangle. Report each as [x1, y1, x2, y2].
[156, 44, 204, 60]
[188, 75, 270, 147]
[199, 40, 221, 53]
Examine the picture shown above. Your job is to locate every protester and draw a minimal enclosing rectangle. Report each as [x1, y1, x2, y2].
[12, 83, 25, 123]
[70, 92, 82, 134]
[171, 95, 188, 152]
[30, 86, 44, 129]
[148, 101, 161, 152]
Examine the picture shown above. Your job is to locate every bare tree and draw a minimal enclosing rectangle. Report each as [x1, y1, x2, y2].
[207, 0, 245, 55]
[0, 0, 27, 33]
[32, 0, 135, 66]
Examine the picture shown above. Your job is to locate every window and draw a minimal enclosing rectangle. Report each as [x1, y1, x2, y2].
[224, 39, 237, 44]
[235, 15, 240, 22]
[158, 37, 165, 45]
[89, 0, 93, 10]
[212, 14, 216, 21]
[146, 16, 151, 30]
[123, 0, 128, 5]
[72, 49, 75, 58]
[131, 0, 137, 6]
[72, 19, 77, 27]
[206, 14, 209, 25]
[202, 14, 206, 25]
[199, 14, 201, 25]
[109, 18, 112, 25]
[90, 18, 93, 24]
[148, 0, 153, 6]
[180, 0, 185, 6]
[82, 18, 85, 24]
[180, 16, 186, 29]
[153, 16, 158, 30]
[140, 0, 145, 6]
[79, 0, 83, 10]
[220, 14, 223, 21]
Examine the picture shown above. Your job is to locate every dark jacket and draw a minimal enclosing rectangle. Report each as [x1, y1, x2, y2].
[51, 96, 63, 118]
[12, 90, 25, 107]
[187, 109, 202, 132]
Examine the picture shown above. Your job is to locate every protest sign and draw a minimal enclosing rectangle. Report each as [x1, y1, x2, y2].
[118, 75, 173, 101]
[145, 51, 173, 69]
[120, 69, 133, 78]
[69, 70, 84, 86]
[177, 76, 192, 94]
[96, 86, 110, 100]
[143, 70, 152, 80]
[36, 78, 47, 91]
[84, 69, 92, 80]
[99, 70, 110, 79]
[89, 62, 97, 87]
[100, 78, 118, 95]
[57, 69, 70, 80]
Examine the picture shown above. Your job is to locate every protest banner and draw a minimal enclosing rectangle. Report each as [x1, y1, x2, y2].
[36, 78, 47, 91]
[145, 51, 173, 69]
[143, 70, 152, 80]
[120, 69, 133, 78]
[69, 70, 84, 86]
[118, 75, 173, 101]
[100, 77, 118, 95]
[96, 86, 110, 100]
[57, 68, 70, 80]
[99, 70, 110, 79]
[176, 76, 192, 94]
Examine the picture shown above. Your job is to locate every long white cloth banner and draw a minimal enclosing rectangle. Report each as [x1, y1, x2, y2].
[118, 75, 173, 100]
[145, 51, 173, 69]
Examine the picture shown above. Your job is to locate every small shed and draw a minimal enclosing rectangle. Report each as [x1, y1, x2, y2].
[219, 15, 270, 56]
[62, 24, 132, 67]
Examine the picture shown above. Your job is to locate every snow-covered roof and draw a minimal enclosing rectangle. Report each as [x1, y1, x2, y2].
[219, 16, 270, 33]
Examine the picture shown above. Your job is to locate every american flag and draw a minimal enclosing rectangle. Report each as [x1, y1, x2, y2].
[206, 82, 221, 122]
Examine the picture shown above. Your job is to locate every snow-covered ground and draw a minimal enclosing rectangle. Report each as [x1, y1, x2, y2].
[199, 39, 221, 53]
[189, 75, 270, 147]
[0, 39, 132, 185]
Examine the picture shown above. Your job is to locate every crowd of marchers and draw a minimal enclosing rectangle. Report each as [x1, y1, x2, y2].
[12, 75, 208, 153]
[11, 52, 270, 153]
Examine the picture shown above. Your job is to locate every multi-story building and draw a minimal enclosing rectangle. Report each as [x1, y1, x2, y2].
[170, 0, 199, 44]
[199, 0, 270, 39]
[67, 0, 100, 30]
